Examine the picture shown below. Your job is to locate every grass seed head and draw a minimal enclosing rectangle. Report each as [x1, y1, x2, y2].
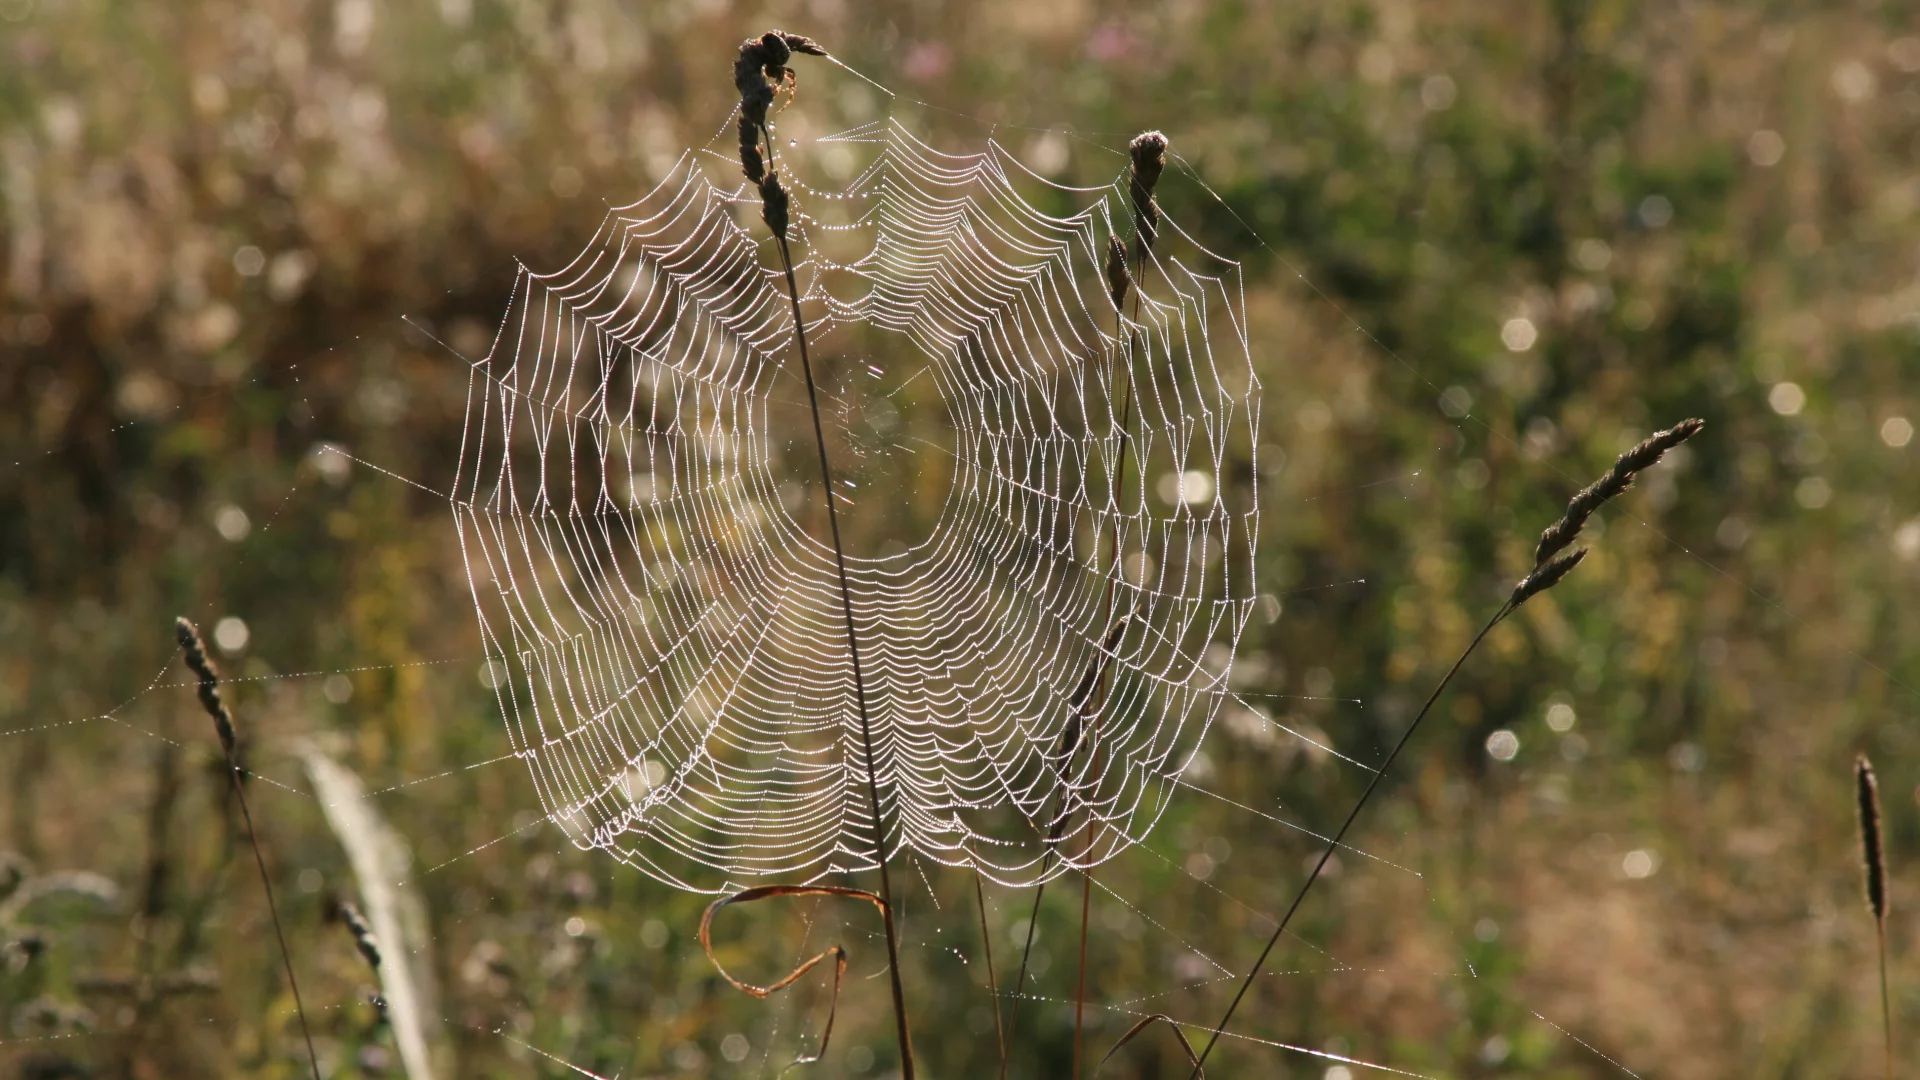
[1129, 131, 1168, 252]
[344, 902, 383, 970]
[734, 31, 824, 188]
[1509, 546, 1588, 608]
[1534, 418, 1705, 567]
[1857, 754, 1888, 923]
[174, 617, 238, 759]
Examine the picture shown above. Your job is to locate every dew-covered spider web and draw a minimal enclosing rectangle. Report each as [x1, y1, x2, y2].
[451, 114, 1260, 893]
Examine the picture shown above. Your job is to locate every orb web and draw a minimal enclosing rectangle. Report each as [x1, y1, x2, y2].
[452, 116, 1260, 892]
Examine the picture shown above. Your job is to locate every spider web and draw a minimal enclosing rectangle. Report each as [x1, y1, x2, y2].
[451, 114, 1260, 893]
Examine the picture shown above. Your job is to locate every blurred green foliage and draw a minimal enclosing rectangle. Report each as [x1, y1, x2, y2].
[4, 0, 1920, 1077]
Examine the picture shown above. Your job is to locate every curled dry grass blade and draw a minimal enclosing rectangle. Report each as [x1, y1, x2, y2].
[699, 884, 887, 1071]
[1098, 1014, 1204, 1077]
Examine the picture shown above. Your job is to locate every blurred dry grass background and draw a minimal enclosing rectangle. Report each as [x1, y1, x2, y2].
[3, 0, 1920, 1076]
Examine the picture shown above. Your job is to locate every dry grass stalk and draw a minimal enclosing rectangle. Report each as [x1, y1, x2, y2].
[973, 871, 1007, 1068]
[174, 617, 320, 1080]
[1183, 419, 1706, 1076]
[1059, 131, 1170, 1080]
[1005, 609, 1134, 1078]
[732, 31, 916, 1078]
[137, 742, 180, 948]
[1100, 1013, 1205, 1077]
[327, 896, 387, 1024]
[1857, 754, 1893, 1080]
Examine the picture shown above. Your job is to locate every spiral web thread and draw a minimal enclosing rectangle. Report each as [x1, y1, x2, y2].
[451, 115, 1260, 893]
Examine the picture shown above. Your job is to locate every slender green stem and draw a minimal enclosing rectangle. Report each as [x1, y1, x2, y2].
[1188, 602, 1513, 1075]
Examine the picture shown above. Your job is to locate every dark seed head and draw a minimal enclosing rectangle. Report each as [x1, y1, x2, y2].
[328, 896, 383, 971]
[1129, 131, 1167, 189]
[175, 617, 238, 759]
[777, 31, 826, 57]
[1509, 547, 1587, 609]
[735, 31, 823, 184]
[738, 117, 766, 184]
[1128, 131, 1168, 253]
[759, 174, 790, 240]
[1533, 418, 1705, 567]
[1105, 236, 1131, 312]
[1857, 754, 1888, 924]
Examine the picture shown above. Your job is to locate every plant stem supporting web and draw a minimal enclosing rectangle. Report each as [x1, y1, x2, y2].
[768, 222, 917, 1078]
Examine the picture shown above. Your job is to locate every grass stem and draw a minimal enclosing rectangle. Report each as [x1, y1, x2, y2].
[175, 618, 321, 1080]
[1881, 928, 1894, 1080]
[768, 219, 916, 1080]
[974, 870, 1007, 1070]
[1188, 603, 1509, 1075]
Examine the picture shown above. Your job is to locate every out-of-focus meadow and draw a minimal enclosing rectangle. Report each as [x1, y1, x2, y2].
[3, 0, 1919, 1077]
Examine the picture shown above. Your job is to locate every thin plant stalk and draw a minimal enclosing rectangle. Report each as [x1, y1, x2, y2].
[1881, 930, 1894, 1080]
[1070, 236, 1144, 1080]
[306, 746, 442, 1078]
[770, 222, 915, 1080]
[1003, 876, 1047, 1080]
[1074, 859, 1093, 1077]
[734, 37, 914, 1069]
[974, 870, 1007, 1069]
[1066, 138, 1162, 1074]
[1051, 157, 1160, 1080]
[1186, 604, 1506, 1074]
[175, 618, 321, 1080]
[1185, 418, 1702, 1075]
